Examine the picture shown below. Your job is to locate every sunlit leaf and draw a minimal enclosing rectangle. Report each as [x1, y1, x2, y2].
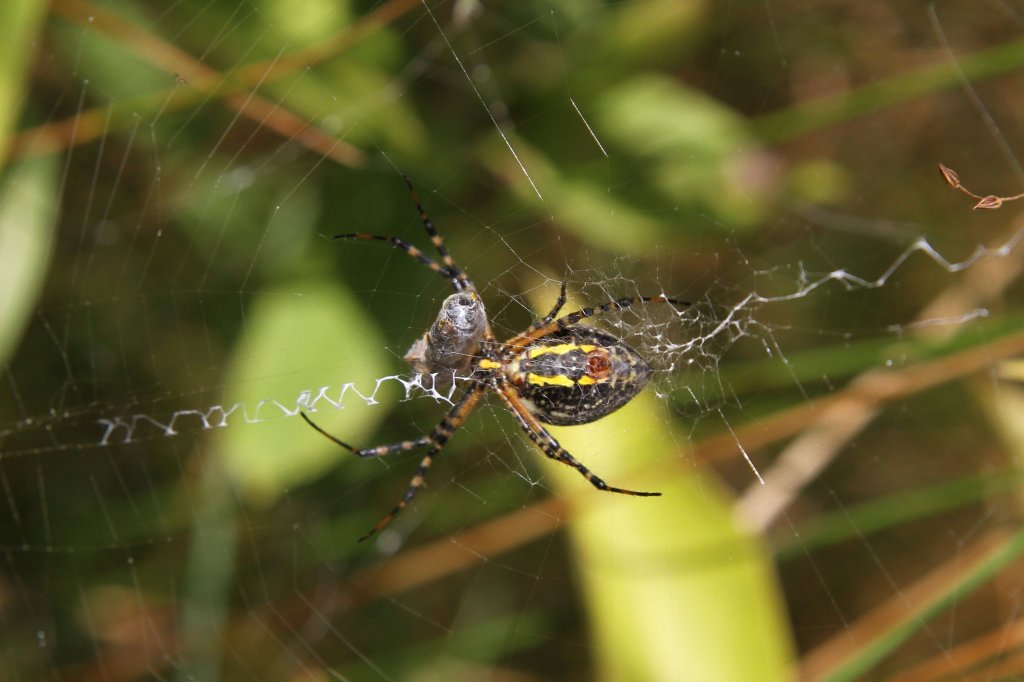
[0, 0, 47, 166]
[219, 278, 392, 503]
[0, 157, 58, 369]
[525, 284, 794, 681]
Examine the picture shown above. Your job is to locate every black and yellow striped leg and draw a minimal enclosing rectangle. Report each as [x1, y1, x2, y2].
[299, 412, 433, 457]
[358, 385, 485, 542]
[332, 233, 466, 291]
[332, 176, 474, 292]
[493, 380, 661, 497]
[498, 279, 568, 352]
[539, 278, 568, 326]
[400, 175, 472, 291]
[505, 294, 689, 353]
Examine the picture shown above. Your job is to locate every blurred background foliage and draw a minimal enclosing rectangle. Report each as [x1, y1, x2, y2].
[3, 0, 1024, 680]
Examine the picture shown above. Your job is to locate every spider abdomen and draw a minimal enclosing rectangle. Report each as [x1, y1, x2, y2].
[508, 327, 652, 426]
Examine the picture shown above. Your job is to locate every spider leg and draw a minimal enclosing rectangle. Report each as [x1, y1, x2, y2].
[539, 278, 568, 326]
[401, 175, 472, 290]
[332, 233, 468, 291]
[493, 278, 573, 348]
[504, 294, 689, 353]
[332, 177, 475, 292]
[358, 384, 485, 542]
[300, 411, 434, 458]
[493, 380, 661, 497]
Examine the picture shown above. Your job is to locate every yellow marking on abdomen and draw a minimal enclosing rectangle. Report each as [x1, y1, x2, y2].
[527, 373, 575, 388]
[478, 359, 501, 370]
[528, 343, 596, 359]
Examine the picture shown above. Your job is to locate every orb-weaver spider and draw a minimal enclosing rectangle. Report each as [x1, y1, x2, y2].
[301, 177, 688, 541]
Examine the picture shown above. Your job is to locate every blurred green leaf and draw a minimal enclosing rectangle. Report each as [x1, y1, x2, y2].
[595, 0, 706, 70]
[545, 391, 793, 681]
[479, 138, 668, 254]
[270, 58, 428, 155]
[596, 74, 772, 229]
[51, 3, 171, 102]
[259, 0, 348, 45]
[752, 37, 1024, 143]
[174, 166, 324, 277]
[219, 277, 391, 503]
[0, 0, 46, 166]
[526, 284, 793, 681]
[0, 156, 58, 369]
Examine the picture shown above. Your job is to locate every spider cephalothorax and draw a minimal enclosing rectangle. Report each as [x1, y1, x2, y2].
[301, 177, 688, 540]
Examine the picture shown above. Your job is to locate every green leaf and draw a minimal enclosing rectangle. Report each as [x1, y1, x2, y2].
[0, 0, 47, 167]
[0, 156, 59, 369]
[526, 284, 794, 680]
[542, 391, 794, 681]
[219, 278, 392, 503]
[596, 74, 769, 228]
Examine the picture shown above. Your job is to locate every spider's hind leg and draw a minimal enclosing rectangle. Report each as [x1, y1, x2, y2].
[494, 380, 661, 497]
[300, 412, 433, 458]
[356, 384, 485, 541]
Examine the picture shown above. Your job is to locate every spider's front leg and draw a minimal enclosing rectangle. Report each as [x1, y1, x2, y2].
[504, 288, 688, 353]
[330, 176, 475, 293]
[499, 279, 568, 352]
[538, 278, 569, 327]
[493, 379, 661, 497]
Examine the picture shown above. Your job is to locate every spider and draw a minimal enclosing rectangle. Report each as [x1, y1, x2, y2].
[301, 177, 688, 541]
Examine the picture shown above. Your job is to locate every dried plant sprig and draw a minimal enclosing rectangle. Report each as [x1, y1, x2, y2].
[938, 162, 1024, 210]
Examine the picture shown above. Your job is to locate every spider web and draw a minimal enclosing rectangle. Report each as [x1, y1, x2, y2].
[2, 1, 1024, 679]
